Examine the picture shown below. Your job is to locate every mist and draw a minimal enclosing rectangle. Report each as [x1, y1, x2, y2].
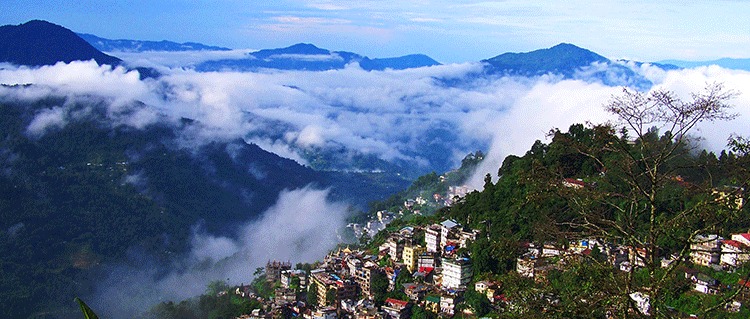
[2, 56, 749, 317]
[89, 186, 349, 318]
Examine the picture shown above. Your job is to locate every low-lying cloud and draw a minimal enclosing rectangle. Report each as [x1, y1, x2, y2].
[90, 186, 349, 318]
[2, 55, 749, 317]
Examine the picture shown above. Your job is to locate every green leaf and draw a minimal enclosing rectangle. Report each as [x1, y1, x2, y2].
[74, 297, 100, 319]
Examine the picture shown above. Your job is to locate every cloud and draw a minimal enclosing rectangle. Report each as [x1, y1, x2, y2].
[4, 57, 748, 179]
[89, 186, 349, 319]
[25, 106, 67, 138]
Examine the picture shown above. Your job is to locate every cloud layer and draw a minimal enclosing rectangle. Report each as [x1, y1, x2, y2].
[2, 56, 750, 317]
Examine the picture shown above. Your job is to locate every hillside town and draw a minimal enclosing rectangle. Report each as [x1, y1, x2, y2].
[220, 183, 750, 319]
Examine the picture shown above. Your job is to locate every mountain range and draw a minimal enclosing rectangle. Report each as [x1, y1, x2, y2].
[195, 43, 442, 72]
[77, 32, 232, 52]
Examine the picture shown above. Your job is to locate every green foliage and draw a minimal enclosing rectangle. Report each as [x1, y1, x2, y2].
[307, 281, 319, 307]
[75, 297, 100, 319]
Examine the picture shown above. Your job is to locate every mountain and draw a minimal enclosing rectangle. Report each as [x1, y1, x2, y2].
[78, 33, 231, 52]
[484, 43, 608, 77]
[482, 43, 652, 88]
[659, 58, 750, 71]
[359, 54, 441, 71]
[0, 93, 408, 318]
[0, 20, 121, 66]
[196, 43, 440, 72]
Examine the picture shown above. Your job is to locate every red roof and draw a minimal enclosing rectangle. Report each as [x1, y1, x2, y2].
[723, 239, 747, 249]
[739, 233, 750, 242]
[418, 267, 434, 274]
[385, 298, 409, 308]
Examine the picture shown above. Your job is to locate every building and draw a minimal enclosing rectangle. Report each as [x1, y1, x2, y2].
[281, 269, 307, 290]
[424, 295, 441, 314]
[441, 257, 472, 289]
[402, 245, 426, 273]
[440, 220, 460, 247]
[721, 239, 749, 268]
[517, 256, 555, 279]
[310, 270, 358, 307]
[382, 298, 411, 319]
[425, 225, 441, 253]
[352, 262, 381, 297]
[385, 236, 405, 262]
[690, 234, 722, 267]
[440, 294, 462, 316]
[266, 260, 292, 283]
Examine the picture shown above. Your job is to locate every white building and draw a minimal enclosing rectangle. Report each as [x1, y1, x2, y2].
[441, 257, 472, 289]
[425, 225, 441, 253]
[721, 239, 749, 268]
[690, 234, 722, 267]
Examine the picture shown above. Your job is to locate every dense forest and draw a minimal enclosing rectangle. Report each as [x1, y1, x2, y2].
[0, 94, 409, 319]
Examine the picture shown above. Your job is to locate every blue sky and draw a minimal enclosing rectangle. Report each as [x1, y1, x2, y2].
[2, 0, 749, 63]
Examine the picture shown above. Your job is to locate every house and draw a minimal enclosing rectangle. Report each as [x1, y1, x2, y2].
[402, 282, 430, 301]
[424, 225, 441, 253]
[475, 280, 501, 302]
[266, 260, 292, 283]
[440, 293, 463, 316]
[732, 233, 750, 247]
[440, 220, 460, 247]
[562, 178, 586, 189]
[424, 295, 441, 313]
[690, 234, 722, 267]
[685, 270, 720, 295]
[517, 256, 554, 280]
[721, 239, 749, 268]
[402, 245, 426, 273]
[629, 292, 650, 316]
[441, 257, 472, 289]
[280, 269, 307, 290]
[382, 298, 411, 319]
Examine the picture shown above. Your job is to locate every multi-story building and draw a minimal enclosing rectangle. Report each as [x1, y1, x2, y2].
[417, 252, 437, 271]
[440, 220, 460, 247]
[352, 262, 381, 297]
[402, 245, 426, 273]
[441, 257, 472, 289]
[310, 270, 358, 307]
[425, 225, 441, 253]
[386, 236, 405, 262]
[721, 239, 749, 268]
[266, 260, 292, 283]
[690, 234, 722, 267]
[382, 298, 411, 319]
[280, 269, 307, 290]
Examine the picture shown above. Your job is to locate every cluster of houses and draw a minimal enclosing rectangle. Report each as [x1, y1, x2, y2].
[514, 231, 750, 315]
[233, 219, 487, 319]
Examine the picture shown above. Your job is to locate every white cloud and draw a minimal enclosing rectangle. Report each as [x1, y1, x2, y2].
[90, 186, 349, 319]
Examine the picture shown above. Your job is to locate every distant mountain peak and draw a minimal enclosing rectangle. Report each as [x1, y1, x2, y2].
[0, 19, 121, 66]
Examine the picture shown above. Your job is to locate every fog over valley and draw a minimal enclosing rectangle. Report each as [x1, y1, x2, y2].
[1, 22, 750, 318]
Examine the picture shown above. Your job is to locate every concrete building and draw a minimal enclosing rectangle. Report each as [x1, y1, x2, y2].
[402, 245, 426, 273]
[441, 257, 472, 289]
[690, 234, 722, 267]
[425, 225, 441, 253]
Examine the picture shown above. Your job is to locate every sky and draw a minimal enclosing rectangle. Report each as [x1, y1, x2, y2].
[2, 0, 750, 63]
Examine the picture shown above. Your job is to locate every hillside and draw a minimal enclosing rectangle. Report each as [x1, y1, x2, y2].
[0, 93, 408, 318]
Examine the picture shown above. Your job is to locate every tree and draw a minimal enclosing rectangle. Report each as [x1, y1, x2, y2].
[307, 281, 319, 307]
[557, 83, 740, 317]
